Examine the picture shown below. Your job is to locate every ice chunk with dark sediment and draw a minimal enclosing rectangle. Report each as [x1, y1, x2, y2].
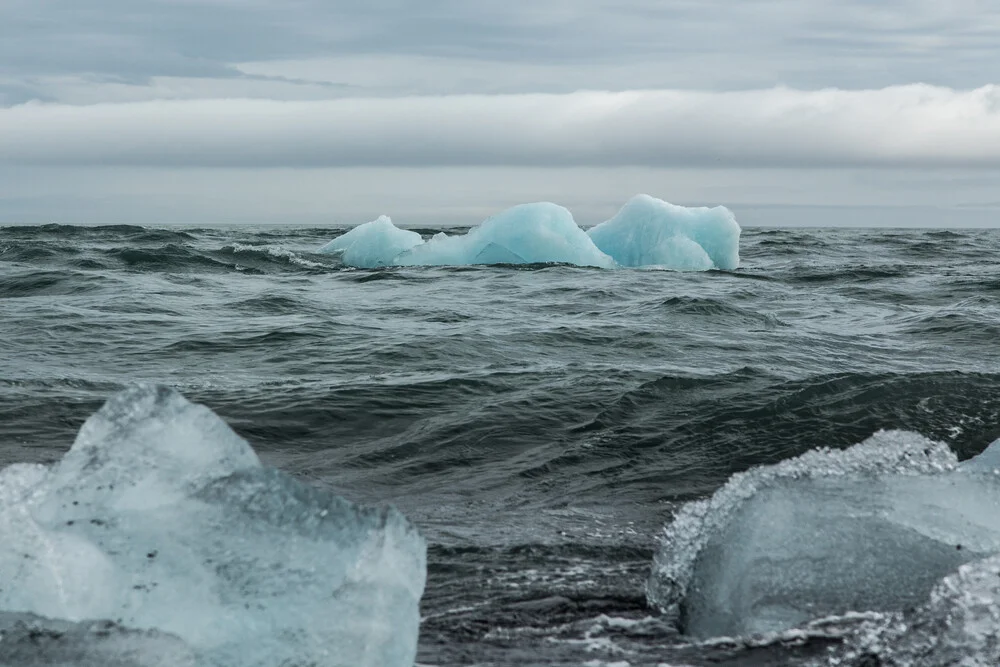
[0, 612, 195, 667]
[647, 431, 1000, 639]
[0, 385, 426, 667]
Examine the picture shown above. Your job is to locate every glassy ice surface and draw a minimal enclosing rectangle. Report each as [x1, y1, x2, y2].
[648, 431, 1000, 639]
[0, 385, 426, 667]
[318, 195, 740, 270]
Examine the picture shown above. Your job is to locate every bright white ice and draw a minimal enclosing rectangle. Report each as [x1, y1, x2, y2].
[318, 195, 741, 271]
[0, 386, 426, 667]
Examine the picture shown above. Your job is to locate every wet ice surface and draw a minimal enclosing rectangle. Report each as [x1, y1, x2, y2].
[0, 386, 425, 667]
[0, 612, 194, 667]
[642, 430, 1000, 666]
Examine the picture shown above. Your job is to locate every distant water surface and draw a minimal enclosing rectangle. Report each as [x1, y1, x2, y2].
[2, 223, 1000, 665]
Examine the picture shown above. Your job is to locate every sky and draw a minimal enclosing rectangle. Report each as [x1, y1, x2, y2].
[2, 0, 999, 226]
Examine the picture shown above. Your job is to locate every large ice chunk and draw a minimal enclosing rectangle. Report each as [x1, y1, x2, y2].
[0, 385, 426, 667]
[321, 203, 614, 268]
[318, 195, 740, 270]
[318, 214, 423, 268]
[588, 195, 741, 270]
[647, 431, 1000, 639]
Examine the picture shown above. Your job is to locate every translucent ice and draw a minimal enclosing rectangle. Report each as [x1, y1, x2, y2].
[0, 612, 195, 667]
[317, 214, 423, 268]
[647, 431, 1000, 639]
[587, 194, 741, 270]
[395, 202, 614, 268]
[826, 553, 1000, 666]
[318, 195, 740, 270]
[0, 385, 426, 667]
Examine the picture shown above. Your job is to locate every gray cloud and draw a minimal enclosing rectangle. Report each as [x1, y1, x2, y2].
[3, 86, 999, 169]
[2, 1, 999, 226]
[2, 0, 1000, 104]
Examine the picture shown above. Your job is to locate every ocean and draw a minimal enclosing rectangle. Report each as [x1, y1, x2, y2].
[2, 222, 1000, 666]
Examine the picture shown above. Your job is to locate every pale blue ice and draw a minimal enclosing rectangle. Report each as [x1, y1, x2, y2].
[319, 195, 741, 271]
[587, 194, 740, 270]
[0, 386, 426, 667]
[648, 431, 1000, 639]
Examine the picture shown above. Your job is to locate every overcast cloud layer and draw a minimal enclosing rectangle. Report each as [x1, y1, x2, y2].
[2, 0, 999, 224]
[4, 86, 1000, 169]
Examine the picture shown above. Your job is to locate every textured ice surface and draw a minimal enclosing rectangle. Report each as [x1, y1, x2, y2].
[317, 214, 423, 268]
[647, 431, 1000, 639]
[0, 612, 194, 667]
[819, 554, 1000, 666]
[318, 195, 740, 270]
[395, 202, 615, 268]
[0, 385, 426, 667]
[587, 194, 741, 270]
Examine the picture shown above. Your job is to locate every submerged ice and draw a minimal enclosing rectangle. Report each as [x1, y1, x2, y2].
[647, 431, 1000, 640]
[0, 386, 426, 667]
[319, 195, 741, 271]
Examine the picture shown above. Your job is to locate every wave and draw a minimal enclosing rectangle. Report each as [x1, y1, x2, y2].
[0, 223, 196, 243]
[569, 369, 1000, 498]
[901, 310, 1000, 343]
[6, 369, 998, 505]
[217, 243, 333, 271]
[654, 296, 787, 327]
[3, 241, 340, 277]
[0, 269, 115, 298]
[787, 265, 914, 283]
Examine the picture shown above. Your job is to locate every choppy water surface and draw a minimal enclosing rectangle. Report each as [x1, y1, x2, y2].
[2, 223, 1000, 666]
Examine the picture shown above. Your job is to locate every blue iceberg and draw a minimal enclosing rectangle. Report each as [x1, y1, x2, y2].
[588, 194, 741, 270]
[0, 386, 426, 667]
[319, 195, 741, 271]
[317, 214, 424, 268]
[395, 202, 615, 268]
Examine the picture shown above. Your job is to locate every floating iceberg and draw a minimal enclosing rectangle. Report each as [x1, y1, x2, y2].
[0, 385, 426, 667]
[317, 214, 423, 268]
[318, 195, 740, 271]
[647, 430, 1000, 639]
[587, 194, 740, 270]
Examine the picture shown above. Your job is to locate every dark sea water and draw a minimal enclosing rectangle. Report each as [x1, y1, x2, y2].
[2, 223, 1000, 666]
